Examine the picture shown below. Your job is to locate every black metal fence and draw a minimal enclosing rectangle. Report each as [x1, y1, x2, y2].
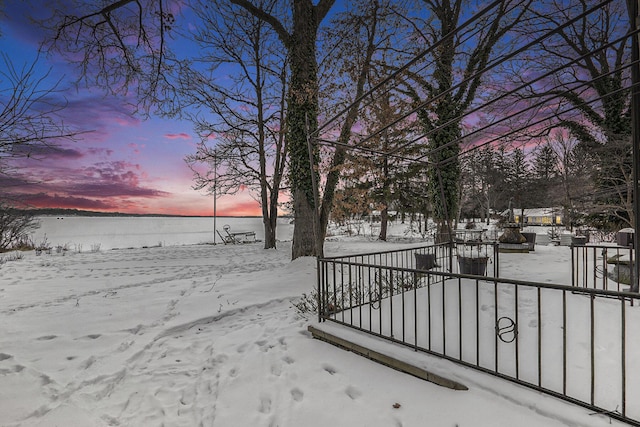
[317, 244, 640, 426]
[321, 241, 499, 277]
[572, 244, 635, 292]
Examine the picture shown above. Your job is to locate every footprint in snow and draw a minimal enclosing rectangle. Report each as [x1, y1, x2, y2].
[322, 364, 337, 375]
[259, 394, 272, 413]
[0, 364, 23, 375]
[0, 353, 12, 362]
[345, 385, 362, 400]
[291, 388, 304, 402]
[80, 356, 96, 370]
[271, 363, 282, 377]
[117, 340, 133, 352]
[36, 335, 57, 341]
[282, 355, 294, 365]
[125, 324, 144, 335]
[278, 337, 287, 348]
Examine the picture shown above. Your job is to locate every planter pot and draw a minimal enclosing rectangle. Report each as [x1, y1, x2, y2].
[415, 253, 436, 270]
[498, 242, 530, 253]
[608, 264, 633, 285]
[571, 235, 587, 246]
[458, 256, 489, 276]
[606, 254, 633, 285]
[521, 232, 536, 251]
[616, 228, 634, 247]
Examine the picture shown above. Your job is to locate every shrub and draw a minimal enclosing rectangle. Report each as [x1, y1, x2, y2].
[0, 204, 40, 252]
[35, 235, 52, 255]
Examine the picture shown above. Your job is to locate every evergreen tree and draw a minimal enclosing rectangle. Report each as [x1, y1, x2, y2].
[532, 145, 558, 182]
[506, 147, 530, 208]
[528, 144, 560, 207]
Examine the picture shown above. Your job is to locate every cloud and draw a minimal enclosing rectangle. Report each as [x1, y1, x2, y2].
[0, 174, 33, 189]
[165, 133, 191, 140]
[61, 161, 167, 198]
[86, 147, 114, 157]
[3, 159, 169, 211]
[18, 193, 117, 210]
[61, 95, 140, 139]
[8, 144, 84, 160]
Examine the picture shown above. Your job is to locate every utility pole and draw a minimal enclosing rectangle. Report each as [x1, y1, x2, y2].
[628, 0, 640, 292]
[213, 151, 217, 245]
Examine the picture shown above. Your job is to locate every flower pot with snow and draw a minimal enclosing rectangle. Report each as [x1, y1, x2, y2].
[571, 235, 587, 246]
[457, 255, 489, 276]
[414, 253, 437, 270]
[606, 254, 633, 285]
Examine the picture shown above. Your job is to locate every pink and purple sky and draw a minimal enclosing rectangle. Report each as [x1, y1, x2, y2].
[0, 2, 261, 216]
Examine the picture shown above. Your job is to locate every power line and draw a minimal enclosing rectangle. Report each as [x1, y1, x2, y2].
[315, 0, 508, 135]
[324, 0, 616, 161]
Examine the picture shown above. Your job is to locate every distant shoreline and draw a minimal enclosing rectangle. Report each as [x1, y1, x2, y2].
[21, 208, 266, 219]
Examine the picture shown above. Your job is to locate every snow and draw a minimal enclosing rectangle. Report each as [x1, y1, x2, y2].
[0, 218, 629, 426]
[30, 216, 294, 251]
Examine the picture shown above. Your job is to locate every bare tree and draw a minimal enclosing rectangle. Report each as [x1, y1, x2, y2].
[229, 0, 335, 259]
[317, 0, 404, 243]
[0, 202, 39, 252]
[399, 0, 532, 241]
[50, 0, 333, 258]
[506, 0, 632, 227]
[183, 0, 287, 249]
[47, 0, 178, 114]
[0, 53, 77, 174]
[0, 50, 78, 250]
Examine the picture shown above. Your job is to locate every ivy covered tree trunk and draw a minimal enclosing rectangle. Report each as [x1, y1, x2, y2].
[426, 118, 461, 243]
[230, 0, 335, 259]
[288, 0, 323, 258]
[419, 13, 461, 243]
[407, 0, 529, 241]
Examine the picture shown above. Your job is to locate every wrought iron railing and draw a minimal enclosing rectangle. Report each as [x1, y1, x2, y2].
[317, 245, 640, 426]
[571, 244, 635, 292]
[322, 241, 499, 277]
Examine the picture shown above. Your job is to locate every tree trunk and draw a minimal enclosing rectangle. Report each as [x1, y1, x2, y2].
[230, 0, 335, 259]
[288, 0, 325, 259]
[485, 191, 491, 225]
[318, 1, 380, 243]
[292, 187, 318, 258]
[378, 152, 390, 241]
[263, 214, 277, 250]
[379, 207, 388, 241]
[261, 202, 278, 249]
[435, 220, 453, 244]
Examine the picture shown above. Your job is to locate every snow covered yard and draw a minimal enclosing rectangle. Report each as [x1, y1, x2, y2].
[0, 239, 629, 426]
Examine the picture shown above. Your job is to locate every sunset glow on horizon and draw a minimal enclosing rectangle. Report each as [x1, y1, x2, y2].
[0, 2, 264, 217]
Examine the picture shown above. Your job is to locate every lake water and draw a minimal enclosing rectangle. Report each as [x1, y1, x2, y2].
[30, 216, 294, 251]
